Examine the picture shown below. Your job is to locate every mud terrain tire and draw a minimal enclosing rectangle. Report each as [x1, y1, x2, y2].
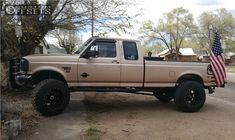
[32, 79, 70, 116]
[174, 81, 205, 112]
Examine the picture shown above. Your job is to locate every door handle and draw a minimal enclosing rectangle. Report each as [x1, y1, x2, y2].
[80, 72, 89, 78]
[112, 60, 119, 64]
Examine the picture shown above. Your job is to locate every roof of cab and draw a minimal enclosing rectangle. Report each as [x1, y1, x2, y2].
[91, 36, 140, 42]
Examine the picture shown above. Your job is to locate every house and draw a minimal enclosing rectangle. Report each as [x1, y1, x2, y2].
[47, 44, 67, 54]
[223, 52, 235, 65]
[158, 48, 197, 62]
[229, 55, 235, 65]
[34, 39, 49, 54]
[35, 39, 67, 54]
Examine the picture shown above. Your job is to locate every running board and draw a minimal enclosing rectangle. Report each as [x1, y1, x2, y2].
[70, 88, 154, 96]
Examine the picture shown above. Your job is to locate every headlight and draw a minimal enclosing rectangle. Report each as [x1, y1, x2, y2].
[20, 58, 28, 73]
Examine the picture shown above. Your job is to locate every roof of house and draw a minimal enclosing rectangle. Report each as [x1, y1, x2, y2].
[231, 55, 235, 59]
[158, 48, 196, 56]
[47, 44, 67, 54]
[158, 49, 169, 56]
[180, 48, 196, 56]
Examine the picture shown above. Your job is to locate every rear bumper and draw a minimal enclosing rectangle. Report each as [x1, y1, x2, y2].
[204, 82, 216, 94]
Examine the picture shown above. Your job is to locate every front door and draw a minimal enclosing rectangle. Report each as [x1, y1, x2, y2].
[77, 39, 121, 87]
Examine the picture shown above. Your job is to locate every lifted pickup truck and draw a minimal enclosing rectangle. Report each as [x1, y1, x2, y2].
[10, 37, 217, 116]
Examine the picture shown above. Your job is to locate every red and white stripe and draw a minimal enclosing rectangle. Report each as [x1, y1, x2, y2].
[210, 51, 226, 87]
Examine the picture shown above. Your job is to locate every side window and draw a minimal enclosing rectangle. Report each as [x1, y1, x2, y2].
[123, 41, 138, 60]
[92, 41, 116, 57]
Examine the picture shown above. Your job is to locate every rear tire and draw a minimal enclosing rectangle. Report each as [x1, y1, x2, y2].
[32, 79, 70, 116]
[174, 81, 205, 112]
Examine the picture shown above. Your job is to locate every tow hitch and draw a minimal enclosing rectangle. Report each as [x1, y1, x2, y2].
[208, 86, 215, 94]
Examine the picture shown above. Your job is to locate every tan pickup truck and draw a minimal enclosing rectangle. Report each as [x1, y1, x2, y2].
[10, 37, 217, 116]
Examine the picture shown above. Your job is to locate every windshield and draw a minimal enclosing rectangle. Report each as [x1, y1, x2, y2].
[75, 38, 93, 54]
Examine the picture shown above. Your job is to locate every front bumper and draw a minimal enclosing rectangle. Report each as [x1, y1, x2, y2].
[15, 74, 31, 86]
[9, 58, 30, 88]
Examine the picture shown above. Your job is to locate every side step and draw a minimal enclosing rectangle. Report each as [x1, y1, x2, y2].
[70, 87, 154, 96]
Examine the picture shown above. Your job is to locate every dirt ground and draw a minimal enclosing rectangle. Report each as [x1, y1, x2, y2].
[17, 78, 235, 140]
[1, 90, 41, 140]
[1, 73, 234, 140]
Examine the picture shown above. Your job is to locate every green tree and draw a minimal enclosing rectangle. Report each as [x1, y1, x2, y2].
[141, 43, 165, 56]
[139, 7, 196, 59]
[197, 8, 235, 54]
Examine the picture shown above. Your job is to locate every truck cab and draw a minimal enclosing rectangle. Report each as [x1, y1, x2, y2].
[77, 38, 144, 87]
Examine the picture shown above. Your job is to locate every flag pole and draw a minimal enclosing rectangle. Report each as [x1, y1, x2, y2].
[203, 26, 217, 53]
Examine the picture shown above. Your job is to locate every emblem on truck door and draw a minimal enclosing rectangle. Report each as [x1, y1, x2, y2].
[62, 67, 71, 73]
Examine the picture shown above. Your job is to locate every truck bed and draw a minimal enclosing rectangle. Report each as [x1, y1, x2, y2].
[143, 58, 211, 87]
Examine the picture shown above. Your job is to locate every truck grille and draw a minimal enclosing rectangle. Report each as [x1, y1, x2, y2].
[9, 59, 21, 88]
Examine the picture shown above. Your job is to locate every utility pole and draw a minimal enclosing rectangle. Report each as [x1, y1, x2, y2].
[91, 0, 94, 37]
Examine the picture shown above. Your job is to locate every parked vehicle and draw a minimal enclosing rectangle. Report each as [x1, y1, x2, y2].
[9, 37, 217, 116]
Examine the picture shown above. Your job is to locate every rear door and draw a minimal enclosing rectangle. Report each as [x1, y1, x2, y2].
[120, 41, 144, 87]
[77, 39, 121, 87]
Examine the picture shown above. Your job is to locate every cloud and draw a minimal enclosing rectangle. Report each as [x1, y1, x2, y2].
[196, 0, 221, 6]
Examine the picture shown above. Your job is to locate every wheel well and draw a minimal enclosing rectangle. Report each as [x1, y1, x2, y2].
[28, 70, 66, 85]
[177, 74, 204, 86]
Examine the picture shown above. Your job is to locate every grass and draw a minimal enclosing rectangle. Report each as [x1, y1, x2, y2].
[86, 128, 100, 136]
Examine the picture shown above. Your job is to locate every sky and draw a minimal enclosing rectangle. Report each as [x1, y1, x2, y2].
[135, 0, 235, 22]
[118, 0, 235, 38]
[45, 0, 235, 44]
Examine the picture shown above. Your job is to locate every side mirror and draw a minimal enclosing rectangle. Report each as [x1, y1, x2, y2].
[83, 50, 98, 58]
[83, 45, 98, 59]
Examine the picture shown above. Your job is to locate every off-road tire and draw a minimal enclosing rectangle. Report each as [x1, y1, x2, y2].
[32, 79, 70, 116]
[174, 81, 205, 112]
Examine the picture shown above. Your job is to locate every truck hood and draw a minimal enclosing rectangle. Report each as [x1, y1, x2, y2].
[24, 54, 80, 62]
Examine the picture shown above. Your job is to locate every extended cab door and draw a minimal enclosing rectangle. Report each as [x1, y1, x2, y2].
[77, 39, 121, 87]
[120, 41, 144, 87]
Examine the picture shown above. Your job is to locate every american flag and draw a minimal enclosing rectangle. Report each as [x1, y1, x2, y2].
[210, 31, 226, 87]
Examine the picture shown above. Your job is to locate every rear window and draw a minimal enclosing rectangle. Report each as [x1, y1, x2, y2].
[123, 41, 138, 60]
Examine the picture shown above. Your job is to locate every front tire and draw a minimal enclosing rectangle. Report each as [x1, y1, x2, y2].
[32, 79, 70, 116]
[174, 81, 206, 112]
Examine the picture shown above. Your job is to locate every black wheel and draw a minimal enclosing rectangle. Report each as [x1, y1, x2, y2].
[174, 81, 206, 112]
[153, 89, 174, 102]
[32, 79, 70, 116]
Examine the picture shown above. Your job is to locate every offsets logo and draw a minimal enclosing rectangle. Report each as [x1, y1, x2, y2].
[5, 4, 51, 15]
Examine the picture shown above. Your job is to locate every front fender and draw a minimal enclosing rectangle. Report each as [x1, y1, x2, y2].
[31, 66, 67, 80]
